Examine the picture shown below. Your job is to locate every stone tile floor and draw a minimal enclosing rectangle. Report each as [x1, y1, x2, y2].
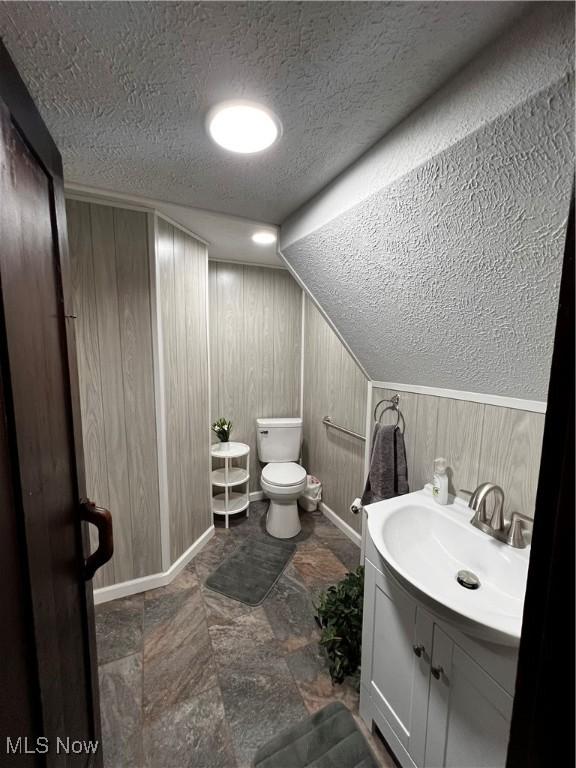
[96, 501, 396, 768]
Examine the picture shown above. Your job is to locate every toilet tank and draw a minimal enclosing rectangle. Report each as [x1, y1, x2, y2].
[256, 417, 303, 462]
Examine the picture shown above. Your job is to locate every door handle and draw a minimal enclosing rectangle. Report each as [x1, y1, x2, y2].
[80, 500, 114, 580]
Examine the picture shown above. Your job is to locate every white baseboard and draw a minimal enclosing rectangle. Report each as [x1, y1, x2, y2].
[93, 525, 215, 605]
[319, 502, 361, 547]
[249, 490, 265, 501]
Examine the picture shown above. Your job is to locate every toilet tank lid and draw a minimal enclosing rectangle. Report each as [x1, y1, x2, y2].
[256, 417, 303, 428]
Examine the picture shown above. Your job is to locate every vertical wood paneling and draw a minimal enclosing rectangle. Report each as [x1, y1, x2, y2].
[67, 200, 162, 586]
[260, 268, 276, 420]
[325, 334, 343, 519]
[173, 228, 189, 554]
[157, 219, 212, 562]
[304, 300, 324, 501]
[334, 347, 368, 528]
[184, 236, 212, 537]
[217, 263, 246, 445]
[303, 297, 367, 534]
[208, 261, 219, 424]
[301, 297, 318, 475]
[243, 266, 265, 485]
[370, 388, 544, 519]
[114, 208, 161, 576]
[273, 270, 301, 416]
[411, 394, 439, 491]
[69, 201, 211, 583]
[90, 204, 132, 584]
[435, 398, 484, 497]
[342, 347, 368, 434]
[157, 219, 179, 559]
[67, 200, 113, 587]
[478, 406, 545, 517]
[209, 263, 302, 491]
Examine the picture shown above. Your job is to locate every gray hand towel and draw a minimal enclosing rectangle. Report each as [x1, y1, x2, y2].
[361, 423, 409, 506]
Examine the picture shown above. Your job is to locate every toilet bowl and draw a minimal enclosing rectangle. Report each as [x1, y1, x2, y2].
[261, 462, 307, 538]
[256, 417, 305, 539]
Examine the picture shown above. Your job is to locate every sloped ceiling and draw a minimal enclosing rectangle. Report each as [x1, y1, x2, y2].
[0, 1, 527, 223]
[279, 4, 574, 401]
[283, 76, 574, 400]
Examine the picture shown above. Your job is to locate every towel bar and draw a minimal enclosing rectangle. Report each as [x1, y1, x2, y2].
[322, 416, 366, 442]
[373, 393, 406, 433]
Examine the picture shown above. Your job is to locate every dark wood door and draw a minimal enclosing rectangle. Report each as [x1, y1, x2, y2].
[0, 41, 105, 767]
[506, 194, 574, 768]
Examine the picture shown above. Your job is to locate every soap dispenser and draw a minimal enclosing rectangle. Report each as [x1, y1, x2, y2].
[432, 457, 449, 505]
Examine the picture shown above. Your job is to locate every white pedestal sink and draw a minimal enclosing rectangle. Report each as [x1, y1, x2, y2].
[365, 487, 530, 646]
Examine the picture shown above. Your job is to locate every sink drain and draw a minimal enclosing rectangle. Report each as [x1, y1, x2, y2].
[456, 570, 481, 590]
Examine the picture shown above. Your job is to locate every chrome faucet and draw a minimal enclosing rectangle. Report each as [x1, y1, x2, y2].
[469, 482, 505, 530]
[468, 482, 532, 548]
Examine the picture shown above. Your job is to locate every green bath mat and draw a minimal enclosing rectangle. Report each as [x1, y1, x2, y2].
[253, 702, 378, 768]
[205, 536, 296, 606]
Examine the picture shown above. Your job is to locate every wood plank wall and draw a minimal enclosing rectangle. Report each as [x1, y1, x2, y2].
[208, 262, 302, 491]
[157, 218, 211, 562]
[67, 200, 161, 587]
[302, 296, 368, 534]
[372, 386, 545, 518]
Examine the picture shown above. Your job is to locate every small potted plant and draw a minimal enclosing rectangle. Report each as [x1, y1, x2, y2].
[211, 417, 232, 444]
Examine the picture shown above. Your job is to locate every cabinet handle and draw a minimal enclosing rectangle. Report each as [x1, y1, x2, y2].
[413, 644, 425, 658]
[431, 665, 444, 680]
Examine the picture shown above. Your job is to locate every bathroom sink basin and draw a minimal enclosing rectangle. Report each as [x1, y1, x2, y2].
[365, 488, 530, 646]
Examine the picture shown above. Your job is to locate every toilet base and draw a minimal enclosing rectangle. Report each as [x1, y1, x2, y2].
[266, 498, 301, 539]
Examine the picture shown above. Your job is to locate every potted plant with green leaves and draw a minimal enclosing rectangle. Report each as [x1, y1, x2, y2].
[315, 565, 364, 688]
[211, 417, 233, 443]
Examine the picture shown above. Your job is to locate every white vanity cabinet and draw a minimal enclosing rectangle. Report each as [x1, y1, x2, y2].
[360, 557, 432, 766]
[360, 536, 517, 768]
[424, 625, 513, 768]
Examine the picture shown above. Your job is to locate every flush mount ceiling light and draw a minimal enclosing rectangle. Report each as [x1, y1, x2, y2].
[252, 230, 277, 245]
[207, 100, 281, 154]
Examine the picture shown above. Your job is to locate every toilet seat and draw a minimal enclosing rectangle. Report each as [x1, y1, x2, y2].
[260, 461, 305, 539]
[261, 462, 306, 487]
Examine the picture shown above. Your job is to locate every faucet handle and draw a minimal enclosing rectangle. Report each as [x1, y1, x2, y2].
[506, 512, 533, 548]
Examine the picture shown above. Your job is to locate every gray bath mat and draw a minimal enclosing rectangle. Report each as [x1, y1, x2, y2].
[205, 536, 296, 606]
[253, 701, 378, 768]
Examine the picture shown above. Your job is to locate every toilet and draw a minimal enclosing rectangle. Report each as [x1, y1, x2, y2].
[256, 417, 306, 539]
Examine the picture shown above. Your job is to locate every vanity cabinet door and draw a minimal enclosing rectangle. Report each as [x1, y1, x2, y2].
[425, 625, 513, 768]
[361, 560, 433, 767]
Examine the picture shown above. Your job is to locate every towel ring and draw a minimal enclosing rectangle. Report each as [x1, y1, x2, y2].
[373, 394, 406, 434]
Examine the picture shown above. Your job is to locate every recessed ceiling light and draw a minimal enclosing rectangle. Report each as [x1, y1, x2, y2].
[207, 100, 281, 154]
[252, 230, 277, 245]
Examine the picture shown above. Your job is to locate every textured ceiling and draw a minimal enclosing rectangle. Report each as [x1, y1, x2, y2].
[0, 1, 528, 223]
[283, 76, 574, 399]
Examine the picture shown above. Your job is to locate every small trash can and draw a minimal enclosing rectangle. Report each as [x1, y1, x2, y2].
[300, 475, 322, 512]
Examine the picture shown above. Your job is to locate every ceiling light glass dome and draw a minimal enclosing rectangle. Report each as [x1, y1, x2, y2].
[207, 100, 281, 154]
[252, 231, 277, 245]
